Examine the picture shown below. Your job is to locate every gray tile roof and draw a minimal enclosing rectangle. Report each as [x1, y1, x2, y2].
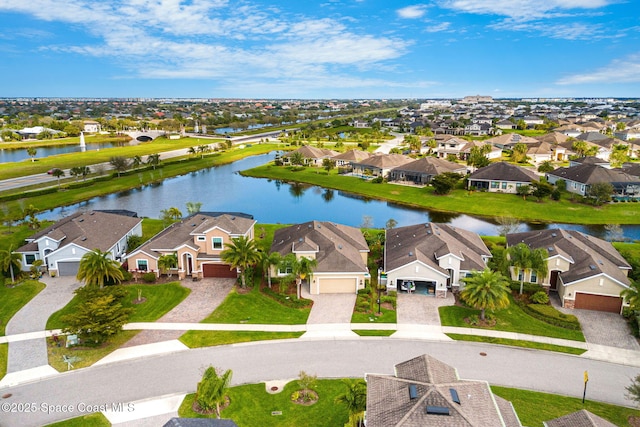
[544, 409, 617, 427]
[506, 229, 631, 287]
[270, 221, 369, 273]
[285, 145, 338, 159]
[548, 163, 640, 185]
[18, 210, 141, 253]
[385, 223, 491, 274]
[391, 157, 466, 175]
[468, 162, 540, 183]
[366, 354, 521, 427]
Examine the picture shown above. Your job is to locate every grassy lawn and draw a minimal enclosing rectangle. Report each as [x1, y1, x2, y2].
[241, 164, 640, 225]
[446, 333, 586, 355]
[439, 296, 585, 342]
[0, 280, 46, 335]
[47, 282, 189, 329]
[180, 331, 304, 348]
[44, 413, 110, 427]
[0, 343, 7, 380]
[351, 309, 397, 323]
[178, 380, 349, 426]
[201, 287, 310, 325]
[141, 218, 165, 241]
[47, 330, 139, 372]
[353, 329, 396, 336]
[492, 386, 640, 427]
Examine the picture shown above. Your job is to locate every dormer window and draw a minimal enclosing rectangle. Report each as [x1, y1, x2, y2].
[212, 237, 223, 249]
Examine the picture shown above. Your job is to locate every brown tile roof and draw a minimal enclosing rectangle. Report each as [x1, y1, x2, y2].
[544, 409, 617, 427]
[391, 157, 466, 175]
[487, 133, 539, 147]
[18, 211, 141, 253]
[331, 149, 372, 162]
[506, 229, 631, 287]
[468, 162, 540, 183]
[385, 223, 490, 274]
[366, 354, 521, 427]
[535, 132, 570, 144]
[270, 221, 369, 273]
[286, 145, 338, 159]
[354, 153, 412, 169]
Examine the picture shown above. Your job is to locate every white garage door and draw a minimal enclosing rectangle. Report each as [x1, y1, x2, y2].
[58, 261, 80, 276]
[319, 278, 357, 294]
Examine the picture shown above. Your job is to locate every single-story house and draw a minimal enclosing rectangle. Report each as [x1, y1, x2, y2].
[17, 126, 61, 140]
[506, 229, 631, 313]
[387, 157, 467, 185]
[384, 223, 491, 297]
[126, 212, 256, 280]
[352, 153, 412, 178]
[365, 354, 522, 427]
[83, 121, 101, 133]
[16, 210, 142, 277]
[270, 220, 369, 294]
[467, 162, 540, 193]
[546, 163, 640, 199]
[525, 141, 555, 164]
[544, 410, 616, 427]
[486, 133, 540, 149]
[282, 146, 338, 166]
[331, 149, 372, 167]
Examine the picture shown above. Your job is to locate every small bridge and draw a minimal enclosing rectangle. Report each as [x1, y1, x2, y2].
[124, 130, 167, 142]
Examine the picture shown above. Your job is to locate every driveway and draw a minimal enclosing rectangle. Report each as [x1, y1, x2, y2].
[302, 284, 356, 324]
[397, 292, 455, 325]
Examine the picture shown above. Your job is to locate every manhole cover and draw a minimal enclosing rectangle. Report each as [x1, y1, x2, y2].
[479, 352, 487, 356]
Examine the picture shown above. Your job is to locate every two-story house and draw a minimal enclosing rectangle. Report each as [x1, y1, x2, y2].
[126, 212, 256, 279]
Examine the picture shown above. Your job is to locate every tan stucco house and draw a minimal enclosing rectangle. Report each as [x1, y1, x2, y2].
[467, 162, 540, 193]
[269, 220, 369, 294]
[126, 212, 255, 280]
[384, 223, 491, 297]
[507, 229, 631, 313]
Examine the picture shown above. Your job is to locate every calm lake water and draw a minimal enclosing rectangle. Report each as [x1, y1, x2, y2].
[41, 153, 640, 240]
[0, 141, 136, 163]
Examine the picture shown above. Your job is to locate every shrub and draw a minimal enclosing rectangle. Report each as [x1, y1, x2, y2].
[508, 281, 545, 295]
[371, 176, 384, 183]
[261, 286, 313, 309]
[520, 302, 581, 330]
[531, 291, 550, 304]
[142, 272, 157, 283]
[358, 287, 371, 295]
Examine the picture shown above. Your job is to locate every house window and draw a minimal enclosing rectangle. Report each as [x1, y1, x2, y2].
[197, 236, 206, 242]
[530, 270, 538, 283]
[278, 263, 293, 275]
[25, 254, 37, 265]
[501, 182, 507, 189]
[137, 259, 148, 271]
[491, 181, 499, 189]
[517, 270, 524, 281]
[212, 237, 223, 249]
[581, 185, 585, 193]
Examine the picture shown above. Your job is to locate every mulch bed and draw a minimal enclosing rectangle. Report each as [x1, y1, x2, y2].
[291, 390, 318, 406]
[192, 395, 230, 415]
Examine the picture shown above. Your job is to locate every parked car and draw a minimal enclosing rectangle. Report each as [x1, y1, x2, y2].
[400, 280, 415, 293]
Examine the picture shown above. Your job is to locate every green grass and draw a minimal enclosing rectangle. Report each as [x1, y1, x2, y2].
[178, 380, 349, 426]
[0, 222, 51, 252]
[201, 287, 310, 324]
[353, 329, 396, 336]
[43, 413, 111, 427]
[0, 280, 46, 335]
[242, 164, 640, 225]
[492, 386, 640, 427]
[439, 295, 585, 342]
[351, 309, 397, 323]
[141, 218, 165, 241]
[46, 282, 189, 329]
[446, 333, 586, 355]
[0, 343, 7, 380]
[180, 331, 304, 348]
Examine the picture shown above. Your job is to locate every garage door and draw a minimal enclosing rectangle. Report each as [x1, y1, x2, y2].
[319, 278, 357, 294]
[58, 261, 80, 277]
[202, 263, 237, 278]
[574, 293, 623, 313]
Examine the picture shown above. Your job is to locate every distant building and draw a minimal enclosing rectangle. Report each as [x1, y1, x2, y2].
[460, 95, 493, 104]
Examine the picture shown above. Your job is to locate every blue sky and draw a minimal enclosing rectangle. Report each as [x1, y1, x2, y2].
[0, 0, 639, 99]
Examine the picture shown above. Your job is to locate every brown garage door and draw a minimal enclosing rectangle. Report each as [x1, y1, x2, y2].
[202, 263, 237, 278]
[574, 293, 622, 313]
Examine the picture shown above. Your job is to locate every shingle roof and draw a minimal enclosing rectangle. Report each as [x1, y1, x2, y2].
[548, 163, 640, 185]
[331, 149, 372, 162]
[353, 153, 412, 169]
[270, 221, 369, 273]
[506, 229, 630, 287]
[17, 211, 141, 253]
[391, 157, 466, 175]
[468, 162, 540, 183]
[285, 145, 338, 159]
[385, 223, 490, 274]
[365, 354, 521, 427]
[544, 409, 617, 427]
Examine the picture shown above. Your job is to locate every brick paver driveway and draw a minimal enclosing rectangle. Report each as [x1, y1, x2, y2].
[396, 292, 455, 325]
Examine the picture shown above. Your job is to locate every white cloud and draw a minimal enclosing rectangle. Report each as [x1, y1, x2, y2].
[490, 20, 601, 39]
[396, 5, 428, 19]
[425, 22, 451, 33]
[438, 0, 616, 20]
[557, 54, 640, 84]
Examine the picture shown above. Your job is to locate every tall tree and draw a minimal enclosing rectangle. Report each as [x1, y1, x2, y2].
[160, 207, 183, 225]
[196, 366, 232, 419]
[335, 378, 367, 427]
[260, 251, 282, 289]
[146, 153, 160, 170]
[131, 155, 143, 169]
[0, 246, 21, 283]
[51, 168, 65, 187]
[76, 249, 124, 289]
[185, 201, 202, 215]
[460, 268, 511, 321]
[220, 236, 260, 288]
[26, 146, 37, 162]
[109, 156, 129, 177]
[587, 182, 614, 205]
[506, 243, 549, 294]
[158, 253, 178, 277]
[293, 256, 317, 299]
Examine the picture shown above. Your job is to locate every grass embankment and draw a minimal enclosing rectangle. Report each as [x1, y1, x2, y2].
[0, 343, 7, 380]
[180, 331, 304, 348]
[353, 329, 396, 336]
[439, 295, 585, 342]
[241, 164, 640, 225]
[0, 144, 282, 220]
[0, 134, 130, 150]
[44, 413, 111, 427]
[178, 380, 349, 426]
[446, 334, 586, 355]
[0, 280, 46, 335]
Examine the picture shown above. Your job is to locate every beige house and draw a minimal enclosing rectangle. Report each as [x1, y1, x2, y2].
[126, 212, 256, 279]
[282, 145, 338, 166]
[269, 220, 369, 294]
[507, 229, 631, 313]
[467, 162, 540, 193]
[384, 223, 491, 297]
[351, 153, 412, 178]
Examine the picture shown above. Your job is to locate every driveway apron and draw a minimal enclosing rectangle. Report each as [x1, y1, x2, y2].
[302, 285, 356, 324]
[396, 292, 455, 325]
[5, 276, 82, 373]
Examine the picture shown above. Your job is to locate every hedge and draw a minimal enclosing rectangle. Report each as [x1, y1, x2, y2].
[518, 301, 582, 330]
[261, 286, 313, 309]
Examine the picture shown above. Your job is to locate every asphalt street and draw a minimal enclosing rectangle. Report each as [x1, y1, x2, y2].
[1, 339, 635, 427]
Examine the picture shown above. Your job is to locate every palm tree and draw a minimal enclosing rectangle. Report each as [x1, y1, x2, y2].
[27, 146, 37, 162]
[51, 168, 65, 187]
[335, 378, 367, 427]
[621, 280, 640, 311]
[158, 253, 178, 277]
[131, 155, 143, 169]
[197, 144, 211, 159]
[185, 201, 202, 215]
[76, 249, 124, 289]
[196, 366, 232, 419]
[293, 256, 317, 299]
[187, 146, 197, 158]
[506, 243, 549, 294]
[146, 153, 160, 170]
[220, 236, 260, 288]
[260, 251, 282, 288]
[0, 246, 22, 283]
[461, 268, 511, 321]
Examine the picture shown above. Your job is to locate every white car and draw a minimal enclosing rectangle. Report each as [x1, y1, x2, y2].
[400, 280, 415, 293]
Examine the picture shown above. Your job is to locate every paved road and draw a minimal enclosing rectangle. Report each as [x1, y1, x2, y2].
[0, 339, 634, 427]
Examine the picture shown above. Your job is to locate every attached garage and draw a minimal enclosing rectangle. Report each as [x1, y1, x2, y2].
[57, 261, 80, 277]
[317, 278, 358, 294]
[574, 293, 623, 313]
[202, 263, 237, 278]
